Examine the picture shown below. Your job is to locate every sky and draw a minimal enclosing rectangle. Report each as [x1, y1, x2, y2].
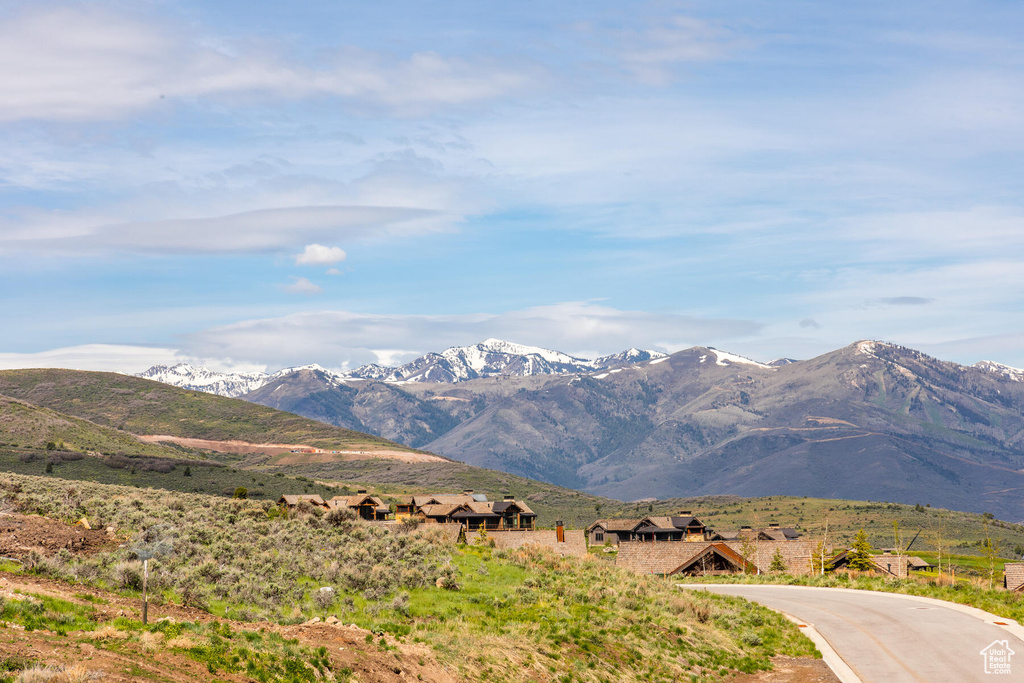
[2, 0, 1024, 373]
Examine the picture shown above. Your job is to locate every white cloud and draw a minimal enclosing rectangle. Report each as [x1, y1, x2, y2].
[613, 16, 745, 85]
[0, 205, 441, 255]
[295, 243, 347, 266]
[0, 6, 538, 123]
[281, 276, 322, 295]
[0, 344, 264, 375]
[325, 268, 344, 276]
[181, 301, 762, 369]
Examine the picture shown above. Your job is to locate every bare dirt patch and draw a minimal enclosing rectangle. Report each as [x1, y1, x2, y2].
[271, 449, 448, 465]
[0, 513, 113, 560]
[727, 656, 840, 683]
[139, 434, 447, 463]
[138, 434, 320, 456]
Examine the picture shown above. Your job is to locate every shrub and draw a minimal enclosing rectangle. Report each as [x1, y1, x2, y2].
[326, 506, 355, 527]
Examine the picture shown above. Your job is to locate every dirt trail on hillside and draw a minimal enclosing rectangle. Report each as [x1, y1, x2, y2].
[138, 434, 447, 462]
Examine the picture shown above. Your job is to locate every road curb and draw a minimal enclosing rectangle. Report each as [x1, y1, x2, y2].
[778, 610, 862, 683]
[721, 584, 1024, 645]
[677, 584, 863, 683]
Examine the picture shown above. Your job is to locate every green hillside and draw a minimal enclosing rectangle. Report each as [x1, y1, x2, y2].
[0, 395, 182, 458]
[0, 369, 415, 451]
[650, 495, 1024, 561]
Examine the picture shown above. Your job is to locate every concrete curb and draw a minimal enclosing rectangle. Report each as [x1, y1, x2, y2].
[778, 611, 862, 683]
[708, 584, 1024, 645]
[677, 584, 864, 683]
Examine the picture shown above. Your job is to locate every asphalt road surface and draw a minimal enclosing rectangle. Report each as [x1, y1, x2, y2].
[680, 584, 1024, 683]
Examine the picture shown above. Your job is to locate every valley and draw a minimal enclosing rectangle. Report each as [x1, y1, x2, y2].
[146, 339, 1024, 521]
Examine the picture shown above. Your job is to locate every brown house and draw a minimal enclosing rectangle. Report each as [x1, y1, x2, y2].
[671, 543, 756, 575]
[586, 519, 643, 546]
[278, 494, 328, 508]
[630, 513, 711, 542]
[616, 537, 816, 576]
[710, 524, 802, 542]
[449, 499, 537, 531]
[1004, 562, 1024, 591]
[326, 493, 390, 521]
[394, 491, 537, 530]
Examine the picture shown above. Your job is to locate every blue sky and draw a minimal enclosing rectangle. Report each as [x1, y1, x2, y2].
[2, 0, 1024, 372]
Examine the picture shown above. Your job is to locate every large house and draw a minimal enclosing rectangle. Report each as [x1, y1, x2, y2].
[395, 491, 537, 531]
[617, 538, 817, 576]
[587, 514, 801, 547]
[326, 492, 390, 521]
[278, 490, 390, 521]
[609, 514, 812, 576]
[587, 519, 643, 546]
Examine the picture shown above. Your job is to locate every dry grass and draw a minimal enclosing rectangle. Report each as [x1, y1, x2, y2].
[14, 665, 103, 683]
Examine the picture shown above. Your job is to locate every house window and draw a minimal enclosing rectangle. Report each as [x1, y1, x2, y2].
[595, 532, 604, 542]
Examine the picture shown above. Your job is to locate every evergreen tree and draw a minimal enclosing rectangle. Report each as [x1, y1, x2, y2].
[848, 528, 875, 571]
[769, 548, 787, 572]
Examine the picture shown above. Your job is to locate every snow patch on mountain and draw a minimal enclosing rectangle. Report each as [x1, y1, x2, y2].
[136, 362, 348, 398]
[138, 340, 712, 395]
[974, 360, 1024, 383]
[137, 364, 269, 398]
[709, 348, 772, 369]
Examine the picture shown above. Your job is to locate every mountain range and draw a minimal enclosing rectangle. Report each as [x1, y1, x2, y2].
[137, 339, 1024, 519]
[138, 339, 669, 396]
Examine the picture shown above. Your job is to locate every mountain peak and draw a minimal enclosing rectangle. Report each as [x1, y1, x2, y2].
[975, 360, 1024, 382]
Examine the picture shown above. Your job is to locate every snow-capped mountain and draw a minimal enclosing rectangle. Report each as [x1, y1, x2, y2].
[136, 364, 270, 398]
[136, 362, 346, 398]
[345, 339, 602, 383]
[593, 348, 668, 368]
[136, 339, 670, 395]
[974, 360, 1024, 383]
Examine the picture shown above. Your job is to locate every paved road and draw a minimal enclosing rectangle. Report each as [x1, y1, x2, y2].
[680, 584, 1024, 683]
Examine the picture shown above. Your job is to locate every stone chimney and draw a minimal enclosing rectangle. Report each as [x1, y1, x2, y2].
[504, 493, 515, 501]
[356, 488, 367, 494]
[678, 510, 692, 516]
[769, 522, 780, 528]
[462, 489, 473, 495]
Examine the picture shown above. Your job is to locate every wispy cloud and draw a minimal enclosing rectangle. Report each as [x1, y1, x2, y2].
[0, 6, 539, 123]
[876, 296, 933, 306]
[281, 276, 322, 295]
[182, 301, 762, 370]
[0, 344, 267, 374]
[0, 205, 441, 255]
[613, 15, 746, 84]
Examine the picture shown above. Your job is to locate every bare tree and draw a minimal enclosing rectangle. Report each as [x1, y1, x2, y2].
[131, 525, 175, 625]
[892, 520, 905, 580]
[981, 531, 1000, 590]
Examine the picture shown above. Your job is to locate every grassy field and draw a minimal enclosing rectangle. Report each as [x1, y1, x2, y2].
[0, 395, 184, 457]
[674, 495, 1024, 561]
[0, 473, 821, 683]
[0, 368, 410, 451]
[0, 588, 344, 682]
[0, 449, 355, 502]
